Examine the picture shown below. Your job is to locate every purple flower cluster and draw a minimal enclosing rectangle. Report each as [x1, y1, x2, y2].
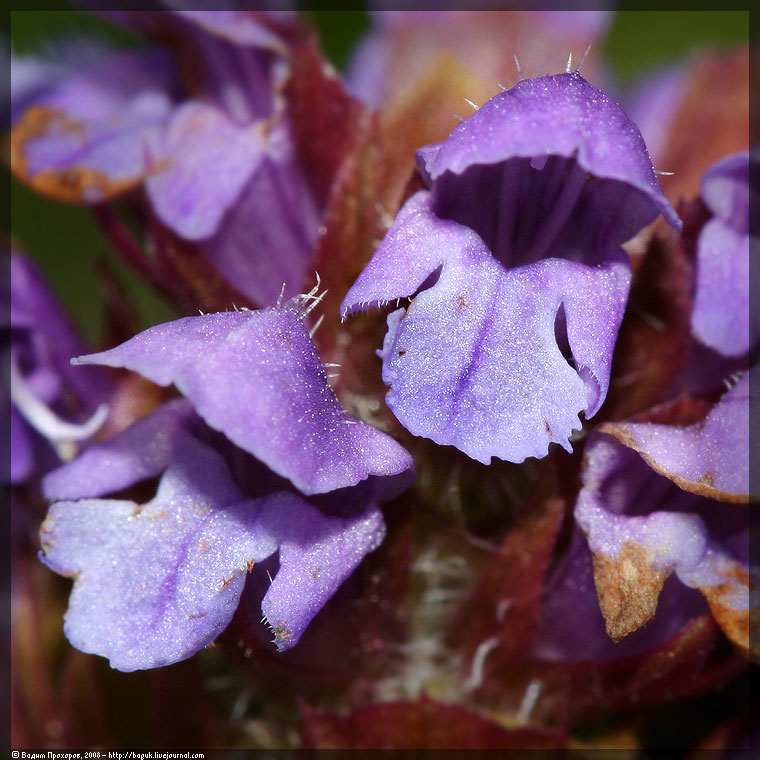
[11, 10, 319, 307]
[38, 294, 413, 670]
[8, 8, 753, 751]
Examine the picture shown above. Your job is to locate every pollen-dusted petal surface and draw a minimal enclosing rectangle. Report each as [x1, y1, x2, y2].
[10, 50, 174, 203]
[575, 431, 753, 657]
[72, 308, 413, 494]
[598, 371, 751, 503]
[342, 192, 629, 463]
[691, 152, 757, 357]
[145, 101, 265, 240]
[39, 435, 264, 672]
[42, 399, 197, 501]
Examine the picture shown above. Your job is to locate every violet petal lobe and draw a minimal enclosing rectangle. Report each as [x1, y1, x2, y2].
[417, 72, 681, 237]
[10, 251, 111, 406]
[342, 191, 630, 463]
[145, 101, 265, 240]
[40, 428, 391, 667]
[255, 497, 386, 651]
[10, 404, 34, 484]
[691, 152, 757, 357]
[10, 38, 116, 123]
[534, 527, 709, 663]
[691, 218, 751, 357]
[599, 370, 751, 503]
[170, 9, 288, 52]
[72, 306, 413, 495]
[39, 434, 264, 672]
[7, 251, 111, 481]
[42, 399, 197, 502]
[701, 151, 751, 228]
[202, 123, 320, 306]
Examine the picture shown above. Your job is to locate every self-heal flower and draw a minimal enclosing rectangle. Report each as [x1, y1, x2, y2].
[575, 371, 754, 658]
[39, 297, 413, 670]
[342, 71, 680, 463]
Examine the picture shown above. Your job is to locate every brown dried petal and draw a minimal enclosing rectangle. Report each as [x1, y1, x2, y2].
[10, 107, 144, 203]
[592, 542, 671, 642]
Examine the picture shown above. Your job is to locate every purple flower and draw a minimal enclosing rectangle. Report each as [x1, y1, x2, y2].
[39, 294, 414, 670]
[573, 370, 754, 658]
[534, 144, 755, 673]
[341, 71, 680, 464]
[10, 10, 319, 307]
[5, 251, 111, 484]
[691, 151, 757, 357]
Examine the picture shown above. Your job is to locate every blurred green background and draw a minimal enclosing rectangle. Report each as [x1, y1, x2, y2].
[7, 9, 749, 342]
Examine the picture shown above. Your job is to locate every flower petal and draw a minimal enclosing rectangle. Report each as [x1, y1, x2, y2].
[9, 405, 34, 484]
[40, 427, 393, 667]
[691, 152, 757, 357]
[598, 371, 751, 503]
[169, 9, 289, 52]
[202, 126, 320, 306]
[417, 72, 681, 236]
[145, 101, 265, 240]
[343, 192, 629, 463]
[701, 151, 751, 228]
[72, 307, 413, 494]
[342, 72, 675, 463]
[256, 498, 386, 651]
[39, 435, 263, 671]
[7, 252, 112, 481]
[10, 50, 174, 203]
[10, 38, 116, 123]
[535, 529, 709, 662]
[10, 251, 111, 405]
[42, 399, 197, 501]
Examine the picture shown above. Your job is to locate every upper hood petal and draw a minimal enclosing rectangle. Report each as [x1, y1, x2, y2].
[417, 72, 680, 239]
[72, 304, 413, 495]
